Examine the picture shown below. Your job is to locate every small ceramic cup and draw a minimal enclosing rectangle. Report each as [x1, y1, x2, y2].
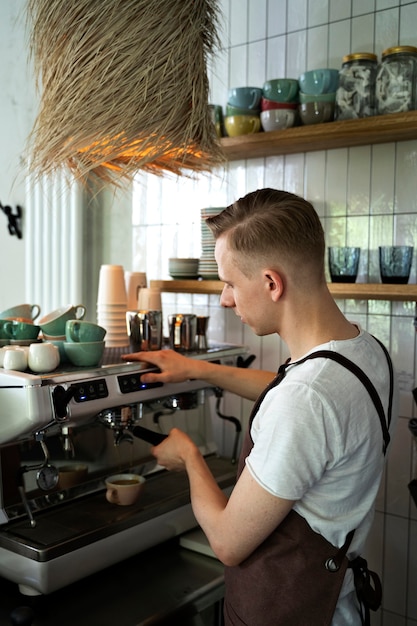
[0, 303, 41, 322]
[299, 102, 335, 125]
[298, 68, 340, 96]
[262, 78, 299, 103]
[260, 108, 296, 131]
[28, 342, 60, 373]
[2, 346, 28, 371]
[224, 114, 261, 137]
[105, 474, 146, 506]
[38, 305, 86, 337]
[3, 320, 41, 341]
[227, 86, 262, 110]
[65, 320, 106, 343]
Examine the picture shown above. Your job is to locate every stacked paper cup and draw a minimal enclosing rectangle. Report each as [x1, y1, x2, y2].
[97, 265, 129, 348]
[199, 207, 224, 279]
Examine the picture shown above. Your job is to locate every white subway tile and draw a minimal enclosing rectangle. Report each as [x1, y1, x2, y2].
[267, 0, 287, 38]
[308, 0, 329, 27]
[306, 25, 330, 69]
[353, 0, 376, 17]
[248, 0, 267, 42]
[351, 13, 376, 51]
[287, 0, 308, 32]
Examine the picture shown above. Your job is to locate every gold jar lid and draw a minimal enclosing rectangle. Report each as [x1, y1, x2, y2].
[381, 45, 417, 58]
[342, 52, 377, 64]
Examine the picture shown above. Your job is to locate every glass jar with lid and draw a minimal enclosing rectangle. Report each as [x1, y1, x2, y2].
[335, 52, 378, 120]
[376, 45, 417, 115]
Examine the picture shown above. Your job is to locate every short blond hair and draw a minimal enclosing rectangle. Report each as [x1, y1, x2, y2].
[206, 189, 325, 281]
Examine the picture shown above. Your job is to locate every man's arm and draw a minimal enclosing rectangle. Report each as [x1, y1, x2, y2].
[122, 349, 275, 401]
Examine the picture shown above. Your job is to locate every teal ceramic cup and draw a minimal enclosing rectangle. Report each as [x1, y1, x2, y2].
[0, 303, 41, 322]
[228, 86, 262, 110]
[39, 304, 86, 337]
[65, 320, 106, 343]
[63, 341, 105, 367]
[262, 78, 299, 103]
[298, 68, 340, 95]
[3, 320, 41, 341]
[0, 320, 10, 340]
[299, 91, 336, 104]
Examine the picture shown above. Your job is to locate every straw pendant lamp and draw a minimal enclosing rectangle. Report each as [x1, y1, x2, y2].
[26, 0, 225, 187]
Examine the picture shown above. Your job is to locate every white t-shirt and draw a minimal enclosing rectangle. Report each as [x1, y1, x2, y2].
[245, 327, 398, 625]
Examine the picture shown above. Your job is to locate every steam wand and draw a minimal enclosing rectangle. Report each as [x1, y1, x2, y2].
[17, 426, 60, 527]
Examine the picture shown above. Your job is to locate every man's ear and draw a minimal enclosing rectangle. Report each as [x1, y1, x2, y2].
[264, 269, 284, 302]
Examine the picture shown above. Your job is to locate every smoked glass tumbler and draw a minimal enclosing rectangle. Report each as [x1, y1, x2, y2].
[328, 247, 360, 283]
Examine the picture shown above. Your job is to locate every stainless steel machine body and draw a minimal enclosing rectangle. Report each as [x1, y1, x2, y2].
[0, 344, 248, 595]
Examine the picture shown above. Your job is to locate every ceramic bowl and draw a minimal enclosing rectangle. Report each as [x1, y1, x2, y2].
[63, 341, 105, 367]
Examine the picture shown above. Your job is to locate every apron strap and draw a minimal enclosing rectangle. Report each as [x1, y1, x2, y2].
[281, 339, 393, 455]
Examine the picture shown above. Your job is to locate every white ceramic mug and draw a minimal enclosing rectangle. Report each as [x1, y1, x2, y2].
[28, 342, 60, 373]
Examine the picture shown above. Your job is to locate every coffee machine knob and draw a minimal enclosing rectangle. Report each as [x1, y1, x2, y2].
[10, 606, 35, 626]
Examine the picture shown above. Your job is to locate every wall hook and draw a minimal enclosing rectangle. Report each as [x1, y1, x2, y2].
[0, 201, 22, 239]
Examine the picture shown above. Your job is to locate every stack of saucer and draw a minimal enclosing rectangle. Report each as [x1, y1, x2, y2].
[96, 265, 129, 348]
[199, 207, 224, 279]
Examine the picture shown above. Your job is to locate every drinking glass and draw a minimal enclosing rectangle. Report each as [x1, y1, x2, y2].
[328, 247, 360, 283]
[379, 246, 413, 284]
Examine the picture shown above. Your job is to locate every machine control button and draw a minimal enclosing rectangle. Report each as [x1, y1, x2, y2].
[117, 373, 163, 393]
[72, 379, 109, 402]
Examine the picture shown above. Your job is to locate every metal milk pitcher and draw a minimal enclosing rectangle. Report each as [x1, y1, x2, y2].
[168, 314, 197, 351]
[126, 310, 162, 351]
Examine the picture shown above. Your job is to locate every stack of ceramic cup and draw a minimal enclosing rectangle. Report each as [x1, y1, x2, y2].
[261, 78, 299, 131]
[199, 207, 224, 279]
[224, 87, 262, 137]
[297, 69, 339, 125]
[97, 265, 129, 348]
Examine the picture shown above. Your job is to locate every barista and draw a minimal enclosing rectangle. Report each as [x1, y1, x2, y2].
[123, 188, 397, 626]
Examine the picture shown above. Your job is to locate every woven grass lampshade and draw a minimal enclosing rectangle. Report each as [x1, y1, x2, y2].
[26, 0, 225, 186]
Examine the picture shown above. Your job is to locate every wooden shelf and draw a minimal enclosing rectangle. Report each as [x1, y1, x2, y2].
[151, 280, 417, 302]
[219, 110, 417, 160]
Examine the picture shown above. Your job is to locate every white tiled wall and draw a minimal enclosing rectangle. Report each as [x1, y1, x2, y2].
[132, 2, 417, 623]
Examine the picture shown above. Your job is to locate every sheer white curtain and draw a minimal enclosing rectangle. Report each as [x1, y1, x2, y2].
[25, 172, 85, 316]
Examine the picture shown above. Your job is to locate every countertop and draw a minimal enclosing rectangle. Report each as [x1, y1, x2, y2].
[0, 536, 225, 626]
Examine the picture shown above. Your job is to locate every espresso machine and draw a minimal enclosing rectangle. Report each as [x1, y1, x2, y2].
[0, 343, 250, 597]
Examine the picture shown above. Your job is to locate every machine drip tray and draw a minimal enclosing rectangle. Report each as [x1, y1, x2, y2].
[0, 456, 236, 562]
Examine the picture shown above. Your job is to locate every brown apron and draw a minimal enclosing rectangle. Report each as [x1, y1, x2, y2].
[224, 344, 393, 626]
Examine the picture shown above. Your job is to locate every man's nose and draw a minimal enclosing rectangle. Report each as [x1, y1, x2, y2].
[220, 285, 234, 308]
